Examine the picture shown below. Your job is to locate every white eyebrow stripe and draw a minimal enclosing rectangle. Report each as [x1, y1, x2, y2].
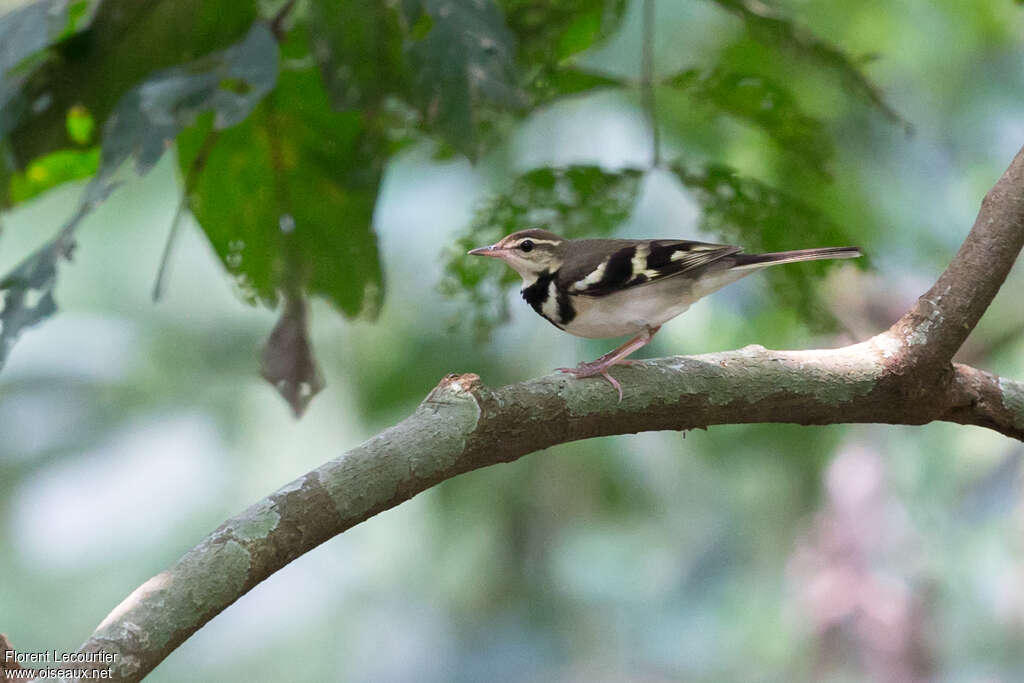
[512, 238, 561, 247]
[570, 259, 608, 291]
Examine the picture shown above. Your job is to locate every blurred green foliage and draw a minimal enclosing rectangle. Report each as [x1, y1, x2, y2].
[403, 0, 525, 157]
[502, 0, 628, 101]
[0, 19, 278, 379]
[4, 0, 261, 165]
[706, 0, 911, 132]
[308, 0, 409, 112]
[0, 0, 902, 408]
[672, 162, 860, 329]
[666, 68, 834, 176]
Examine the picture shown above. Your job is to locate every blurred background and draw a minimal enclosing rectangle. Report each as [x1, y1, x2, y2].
[2, 0, 1024, 681]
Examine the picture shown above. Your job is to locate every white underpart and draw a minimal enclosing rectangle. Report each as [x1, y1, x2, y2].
[541, 280, 562, 321]
[562, 267, 754, 339]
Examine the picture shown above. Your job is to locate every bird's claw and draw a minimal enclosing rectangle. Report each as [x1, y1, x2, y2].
[556, 364, 624, 402]
[602, 372, 623, 402]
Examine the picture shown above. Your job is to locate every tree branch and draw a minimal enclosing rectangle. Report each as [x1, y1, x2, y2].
[65, 145, 1024, 681]
[891, 145, 1024, 372]
[69, 353, 1024, 681]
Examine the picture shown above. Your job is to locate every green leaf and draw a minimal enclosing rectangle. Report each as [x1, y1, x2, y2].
[3, 102, 99, 207]
[64, 0, 94, 35]
[666, 68, 833, 176]
[403, 0, 524, 158]
[556, 11, 604, 59]
[177, 66, 384, 318]
[441, 165, 643, 338]
[65, 103, 95, 144]
[501, 0, 627, 61]
[308, 0, 408, 111]
[528, 66, 623, 104]
[500, 0, 628, 101]
[671, 162, 860, 329]
[6, 0, 261, 166]
[9, 147, 99, 203]
[706, 0, 909, 131]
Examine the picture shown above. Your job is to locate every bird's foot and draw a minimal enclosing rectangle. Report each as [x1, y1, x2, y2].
[556, 327, 661, 403]
[556, 360, 624, 402]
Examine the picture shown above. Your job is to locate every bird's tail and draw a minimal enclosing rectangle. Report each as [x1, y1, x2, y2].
[730, 246, 861, 270]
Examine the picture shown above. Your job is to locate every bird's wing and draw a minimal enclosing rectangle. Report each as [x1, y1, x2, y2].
[560, 239, 742, 297]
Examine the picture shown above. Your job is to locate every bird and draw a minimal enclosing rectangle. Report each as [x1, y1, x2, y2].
[468, 228, 861, 400]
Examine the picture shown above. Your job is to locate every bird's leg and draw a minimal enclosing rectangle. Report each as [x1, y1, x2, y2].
[557, 326, 661, 400]
[561, 325, 661, 374]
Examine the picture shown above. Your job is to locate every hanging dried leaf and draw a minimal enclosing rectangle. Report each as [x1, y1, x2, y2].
[260, 294, 325, 418]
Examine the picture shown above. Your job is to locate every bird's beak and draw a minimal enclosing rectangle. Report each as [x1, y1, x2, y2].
[467, 244, 506, 258]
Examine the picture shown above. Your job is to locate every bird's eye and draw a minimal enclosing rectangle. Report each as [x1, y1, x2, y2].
[519, 240, 534, 253]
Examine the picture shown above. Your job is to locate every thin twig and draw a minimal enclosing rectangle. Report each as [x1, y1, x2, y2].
[642, 0, 660, 167]
[152, 130, 220, 302]
[270, 0, 299, 42]
[151, 196, 189, 302]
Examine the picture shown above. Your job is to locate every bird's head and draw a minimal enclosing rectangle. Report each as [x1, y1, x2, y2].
[467, 229, 566, 281]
